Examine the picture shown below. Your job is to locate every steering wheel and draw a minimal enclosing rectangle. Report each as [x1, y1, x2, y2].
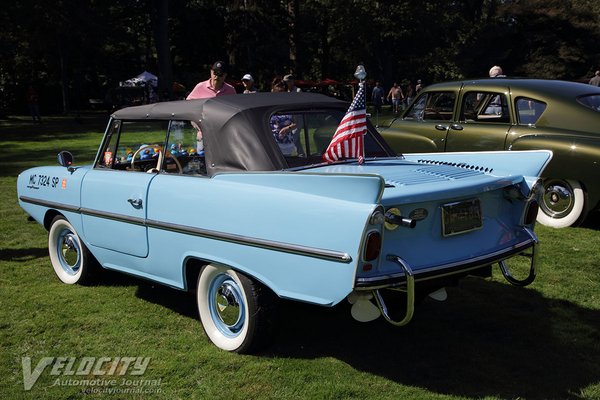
[131, 145, 158, 171]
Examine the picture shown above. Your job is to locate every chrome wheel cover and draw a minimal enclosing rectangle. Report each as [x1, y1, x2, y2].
[208, 274, 245, 338]
[540, 180, 574, 219]
[56, 229, 81, 275]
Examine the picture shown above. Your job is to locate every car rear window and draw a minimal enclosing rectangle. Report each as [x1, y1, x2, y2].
[269, 110, 389, 167]
[577, 94, 600, 112]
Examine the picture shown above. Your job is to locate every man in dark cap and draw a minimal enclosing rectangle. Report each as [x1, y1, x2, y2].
[187, 61, 236, 99]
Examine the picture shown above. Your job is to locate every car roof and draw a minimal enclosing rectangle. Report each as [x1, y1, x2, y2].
[425, 78, 600, 98]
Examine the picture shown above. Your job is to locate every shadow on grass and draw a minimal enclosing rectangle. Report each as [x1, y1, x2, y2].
[265, 279, 600, 400]
[120, 272, 599, 400]
[94, 269, 198, 319]
[0, 247, 48, 261]
[581, 211, 600, 230]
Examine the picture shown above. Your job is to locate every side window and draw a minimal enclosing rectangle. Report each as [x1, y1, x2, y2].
[404, 92, 455, 121]
[516, 97, 547, 125]
[96, 120, 168, 172]
[461, 91, 509, 123]
[577, 94, 600, 111]
[163, 120, 207, 175]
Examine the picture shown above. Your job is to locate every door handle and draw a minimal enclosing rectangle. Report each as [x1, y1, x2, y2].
[127, 198, 143, 209]
[450, 123, 463, 130]
[435, 124, 448, 131]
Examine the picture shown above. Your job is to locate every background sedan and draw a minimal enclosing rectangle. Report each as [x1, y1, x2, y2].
[381, 78, 600, 228]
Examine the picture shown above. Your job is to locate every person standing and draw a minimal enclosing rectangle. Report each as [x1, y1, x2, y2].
[241, 74, 257, 93]
[489, 65, 505, 78]
[186, 61, 235, 153]
[186, 61, 236, 100]
[387, 82, 404, 115]
[371, 82, 384, 114]
[415, 79, 423, 93]
[589, 70, 600, 86]
[26, 85, 41, 123]
[371, 82, 385, 127]
[405, 81, 415, 108]
[283, 74, 302, 93]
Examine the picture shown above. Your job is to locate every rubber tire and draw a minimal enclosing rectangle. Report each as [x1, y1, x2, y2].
[196, 264, 272, 353]
[537, 179, 586, 228]
[48, 215, 99, 285]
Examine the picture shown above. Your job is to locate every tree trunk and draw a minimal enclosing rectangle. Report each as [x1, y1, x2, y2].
[152, 0, 173, 100]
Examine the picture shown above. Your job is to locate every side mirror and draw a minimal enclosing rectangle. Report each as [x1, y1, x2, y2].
[57, 151, 74, 168]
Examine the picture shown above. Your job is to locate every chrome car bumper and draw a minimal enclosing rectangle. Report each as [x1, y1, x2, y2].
[354, 228, 538, 326]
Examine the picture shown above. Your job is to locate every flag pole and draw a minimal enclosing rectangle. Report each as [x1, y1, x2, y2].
[354, 64, 367, 165]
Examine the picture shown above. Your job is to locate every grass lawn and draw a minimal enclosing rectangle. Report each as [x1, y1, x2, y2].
[1, 113, 599, 399]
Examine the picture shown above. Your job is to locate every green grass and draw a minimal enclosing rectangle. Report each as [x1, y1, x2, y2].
[1, 113, 600, 399]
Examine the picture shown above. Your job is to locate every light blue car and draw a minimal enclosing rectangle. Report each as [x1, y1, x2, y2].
[17, 93, 551, 353]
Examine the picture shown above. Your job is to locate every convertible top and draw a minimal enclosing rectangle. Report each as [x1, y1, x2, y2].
[111, 92, 347, 121]
[110, 93, 364, 175]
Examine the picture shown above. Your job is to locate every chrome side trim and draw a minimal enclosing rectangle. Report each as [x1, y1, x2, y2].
[19, 196, 80, 213]
[19, 196, 352, 263]
[146, 219, 352, 263]
[80, 207, 146, 226]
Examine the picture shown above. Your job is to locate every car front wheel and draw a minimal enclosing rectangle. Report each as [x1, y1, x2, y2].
[48, 215, 99, 284]
[196, 264, 272, 353]
[537, 179, 587, 228]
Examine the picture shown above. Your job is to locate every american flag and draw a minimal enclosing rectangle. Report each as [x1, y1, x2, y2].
[323, 82, 367, 164]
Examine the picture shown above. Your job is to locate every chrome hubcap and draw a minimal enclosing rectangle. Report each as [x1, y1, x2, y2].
[215, 282, 242, 326]
[58, 231, 81, 274]
[541, 181, 573, 218]
[208, 275, 245, 337]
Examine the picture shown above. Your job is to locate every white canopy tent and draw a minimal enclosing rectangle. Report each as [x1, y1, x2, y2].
[121, 71, 158, 87]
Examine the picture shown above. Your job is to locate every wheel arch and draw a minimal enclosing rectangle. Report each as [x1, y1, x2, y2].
[43, 209, 63, 231]
[182, 256, 276, 298]
[509, 133, 600, 212]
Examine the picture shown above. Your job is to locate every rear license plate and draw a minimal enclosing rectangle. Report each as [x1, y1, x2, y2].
[441, 198, 482, 236]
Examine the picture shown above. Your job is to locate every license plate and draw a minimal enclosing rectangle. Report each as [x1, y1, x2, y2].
[441, 198, 482, 236]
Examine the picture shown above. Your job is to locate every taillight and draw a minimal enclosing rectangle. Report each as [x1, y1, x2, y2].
[524, 200, 539, 225]
[364, 231, 382, 261]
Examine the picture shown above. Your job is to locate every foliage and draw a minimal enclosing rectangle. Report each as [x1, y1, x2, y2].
[1, 0, 600, 114]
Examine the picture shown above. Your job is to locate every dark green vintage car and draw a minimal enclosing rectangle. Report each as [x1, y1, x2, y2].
[381, 78, 600, 228]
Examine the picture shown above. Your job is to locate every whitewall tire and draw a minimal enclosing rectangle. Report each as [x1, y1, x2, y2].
[537, 179, 586, 228]
[48, 215, 98, 285]
[196, 264, 272, 353]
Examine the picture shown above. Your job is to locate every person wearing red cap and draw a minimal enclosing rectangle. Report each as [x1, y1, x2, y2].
[186, 61, 236, 99]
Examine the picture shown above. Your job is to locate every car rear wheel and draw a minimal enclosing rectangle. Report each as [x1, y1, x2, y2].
[537, 179, 586, 228]
[196, 264, 272, 353]
[48, 215, 99, 284]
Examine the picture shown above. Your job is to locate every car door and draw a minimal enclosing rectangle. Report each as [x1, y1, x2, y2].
[385, 90, 457, 153]
[444, 82, 513, 151]
[80, 119, 167, 258]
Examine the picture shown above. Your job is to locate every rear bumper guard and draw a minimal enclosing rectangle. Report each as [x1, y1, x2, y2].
[365, 228, 538, 326]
